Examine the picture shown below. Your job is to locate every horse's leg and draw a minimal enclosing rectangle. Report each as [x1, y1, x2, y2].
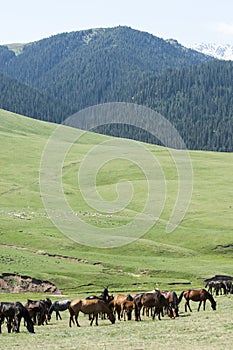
[7, 316, 13, 333]
[152, 307, 159, 320]
[137, 305, 142, 321]
[174, 307, 179, 317]
[134, 303, 141, 321]
[197, 301, 202, 311]
[0, 316, 3, 333]
[69, 315, 73, 327]
[14, 314, 21, 333]
[69, 310, 76, 327]
[203, 300, 206, 311]
[142, 306, 145, 316]
[116, 306, 121, 321]
[186, 300, 192, 312]
[90, 313, 98, 326]
[74, 312, 80, 327]
[120, 305, 124, 320]
[90, 314, 94, 326]
[157, 308, 161, 321]
[16, 317, 21, 333]
[161, 307, 164, 318]
[57, 311, 62, 320]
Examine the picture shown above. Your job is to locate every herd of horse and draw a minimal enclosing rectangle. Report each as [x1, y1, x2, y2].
[205, 279, 233, 296]
[1, 280, 230, 333]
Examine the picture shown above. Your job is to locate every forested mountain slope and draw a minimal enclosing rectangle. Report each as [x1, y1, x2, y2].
[1, 26, 232, 151]
[0, 26, 211, 117]
[132, 60, 233, 151]
[0, 72, 68, 121]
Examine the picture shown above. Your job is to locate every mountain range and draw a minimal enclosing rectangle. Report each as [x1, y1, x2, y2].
[0, 26, 232, 151]
[191, 43, 233, 61]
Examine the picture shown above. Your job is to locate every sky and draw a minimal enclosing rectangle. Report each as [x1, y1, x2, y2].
[1, 0, 233, 47]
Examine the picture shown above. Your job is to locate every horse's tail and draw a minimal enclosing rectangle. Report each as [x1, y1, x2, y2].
[178, 291, 184, 304]
[171, 291, 179, 316]
[48, 304, 54, 316]
[171, 291, 178, 307]
[68, 305, 75, 327]
[134, 294, 143, 321]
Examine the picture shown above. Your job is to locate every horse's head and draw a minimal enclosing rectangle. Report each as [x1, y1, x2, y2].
[211, 300, 217, 310]
[103, 287, 109, 295]
[26, 319, 35, 333]
[108, 311, 115, 324]
[101, 287, 109, 301]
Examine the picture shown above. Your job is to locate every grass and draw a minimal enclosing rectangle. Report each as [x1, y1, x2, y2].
[0, 108, 232, 295]
[0, 108, 233, 348]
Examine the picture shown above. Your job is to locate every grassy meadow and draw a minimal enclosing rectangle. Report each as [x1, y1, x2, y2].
[0, 108, 233, 348]
[0, 292, 232, 350]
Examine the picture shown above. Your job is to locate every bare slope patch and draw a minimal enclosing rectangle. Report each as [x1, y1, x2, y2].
[0, 273, 61, 293]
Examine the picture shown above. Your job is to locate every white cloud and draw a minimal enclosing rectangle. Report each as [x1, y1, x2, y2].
[215, 22, 233, 36]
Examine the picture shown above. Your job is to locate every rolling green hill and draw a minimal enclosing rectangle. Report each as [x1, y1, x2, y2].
[0, 108, 232, 293]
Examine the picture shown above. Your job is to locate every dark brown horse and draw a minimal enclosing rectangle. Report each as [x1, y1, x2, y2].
[0, 302, 34, 333]
[161, 291, 179, 318]
[134, 290, 169, 321]
[69, 298, 115, 327]
[178, 289, 216, 312]
[25, 298, 51, 325]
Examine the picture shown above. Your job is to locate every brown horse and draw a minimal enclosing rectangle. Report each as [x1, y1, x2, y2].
[69, 298, 115, 327]
[161, 291, 179, 318]
[178, 289, 216, 312]
[134, 290, 169, 321]
[120, 298, 134, 321]
[109, 294, 134, 321]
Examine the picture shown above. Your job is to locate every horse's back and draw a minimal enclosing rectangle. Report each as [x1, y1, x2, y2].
[184, 288, 206, 301]
[70, 298, 106, 314]
[141, 291, 162, 305]
[113, 294, 127, 306]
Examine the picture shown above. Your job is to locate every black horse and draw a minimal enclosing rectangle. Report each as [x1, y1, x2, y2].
[85, 287, 112, 320]
[86, 287, 110, 302]
[0, 301, 34, 333]
[48, 300, 71, 320]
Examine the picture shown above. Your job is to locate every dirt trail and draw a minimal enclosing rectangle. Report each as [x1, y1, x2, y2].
[0, 243, 88, 263]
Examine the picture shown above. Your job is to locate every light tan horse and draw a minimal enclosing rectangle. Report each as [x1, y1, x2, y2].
[109, 294, 134, 321]
[69, 298, 115, 327]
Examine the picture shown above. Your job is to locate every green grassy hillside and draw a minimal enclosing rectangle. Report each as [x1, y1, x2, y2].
[0, 109, 232, 294]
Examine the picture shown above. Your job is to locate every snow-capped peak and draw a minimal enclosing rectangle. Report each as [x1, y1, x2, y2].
[191, 43, 233, 61]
